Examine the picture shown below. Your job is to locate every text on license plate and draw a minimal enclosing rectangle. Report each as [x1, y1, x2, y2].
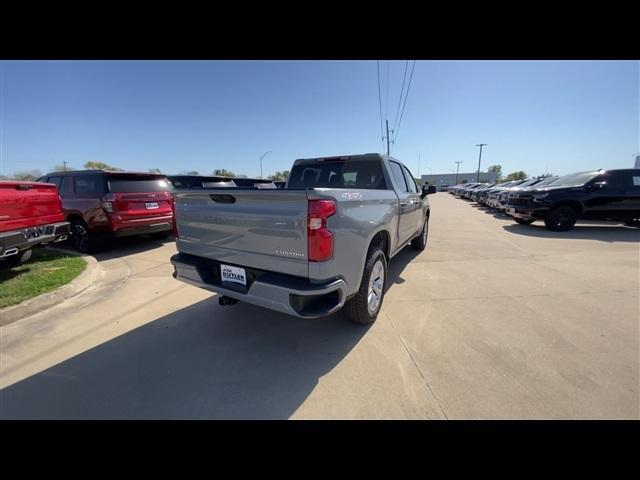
[145, 202, 159, 209]
[221, 264, 246, 286]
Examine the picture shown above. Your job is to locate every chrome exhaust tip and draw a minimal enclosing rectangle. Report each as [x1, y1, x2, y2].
[2, 247, 19, 258]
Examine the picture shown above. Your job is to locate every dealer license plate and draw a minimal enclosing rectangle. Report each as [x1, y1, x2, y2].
[220, 264, 246, 286]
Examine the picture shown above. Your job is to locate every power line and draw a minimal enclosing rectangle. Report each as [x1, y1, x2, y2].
[392, 60, 416, 147]
[376, 61, 384, 150]
[392, 61, 409, 134]
[385, 61, 390, 122]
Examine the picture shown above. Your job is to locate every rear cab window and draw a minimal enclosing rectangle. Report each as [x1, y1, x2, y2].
[287, 160, 387, 190]
[106, 175, 172, 193]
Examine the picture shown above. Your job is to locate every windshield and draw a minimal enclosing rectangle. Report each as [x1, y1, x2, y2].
[533, 176, 560, 187]
[551, 171, 601, 187]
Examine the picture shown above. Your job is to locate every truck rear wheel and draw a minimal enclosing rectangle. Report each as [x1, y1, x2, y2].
[411, 216, 429, 251]
[344, 248, 387, 325]
[544, 206, 578, 231]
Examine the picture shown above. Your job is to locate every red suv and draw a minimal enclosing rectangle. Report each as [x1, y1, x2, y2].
[38, 170, 174, 253]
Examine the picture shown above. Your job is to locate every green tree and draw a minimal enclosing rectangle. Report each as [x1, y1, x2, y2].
[487, 164, 502, 182]
[178, 170, 200, 175]
[148, 168, 162, 174]
[84, 161, 122, 171]
[12, 170, 44, 181]
[504, 170, 527, 181]
[212, 169, 235, 177]
[268, 170, 290, 181]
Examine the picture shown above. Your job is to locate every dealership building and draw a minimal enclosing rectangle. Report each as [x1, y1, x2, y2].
[421, 171, 498, 188]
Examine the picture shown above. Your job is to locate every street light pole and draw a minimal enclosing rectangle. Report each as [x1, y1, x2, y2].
[475, 144, 487, 182]
[259, 151, 272, 178]
[455, 161, 463, 185]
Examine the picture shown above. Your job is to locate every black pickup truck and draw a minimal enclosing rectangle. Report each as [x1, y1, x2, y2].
[506, 169, 640, 231]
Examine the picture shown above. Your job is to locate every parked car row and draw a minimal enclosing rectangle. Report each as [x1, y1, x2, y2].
[448, 168, 640, 231]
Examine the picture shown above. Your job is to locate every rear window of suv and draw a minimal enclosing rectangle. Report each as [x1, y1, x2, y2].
[287, 160, 387, 190]
[107, 175, 172, 193]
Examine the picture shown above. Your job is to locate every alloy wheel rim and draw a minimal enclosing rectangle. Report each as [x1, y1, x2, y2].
[367, 259, 385, 314]
[73, 224, 89, 251]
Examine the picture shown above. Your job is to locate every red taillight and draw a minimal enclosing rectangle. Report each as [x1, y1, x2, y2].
[308, 199, 336, 262]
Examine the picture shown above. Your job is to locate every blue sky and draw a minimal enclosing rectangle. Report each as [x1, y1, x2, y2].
[1, 60, 638, 178]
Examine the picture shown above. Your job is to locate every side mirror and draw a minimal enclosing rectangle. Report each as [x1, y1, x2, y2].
[422, 184, 436, 196]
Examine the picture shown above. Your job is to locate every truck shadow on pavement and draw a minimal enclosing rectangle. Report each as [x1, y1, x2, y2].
[502, 223, 640, 242]
[0, 298, 370, 419]
[385, 246, 421, 292]
[56, 235, 175, 261]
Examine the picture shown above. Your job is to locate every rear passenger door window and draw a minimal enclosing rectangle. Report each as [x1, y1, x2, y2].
[401, 166, 418, 194]
[73, 175, 105, 197]
[389, 162, 408, 193]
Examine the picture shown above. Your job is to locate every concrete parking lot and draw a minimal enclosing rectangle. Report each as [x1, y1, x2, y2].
[1, 193, 638, 419]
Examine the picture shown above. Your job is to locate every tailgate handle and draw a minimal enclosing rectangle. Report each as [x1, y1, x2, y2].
[209, 194, 236, 204]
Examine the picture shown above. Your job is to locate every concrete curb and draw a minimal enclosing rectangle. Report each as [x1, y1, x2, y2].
[0, 249, 101, 327]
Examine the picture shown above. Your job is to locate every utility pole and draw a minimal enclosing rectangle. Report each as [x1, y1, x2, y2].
[475, 143, 487, 182]
[63, 160, 68, 172]
[384, 120, 393, 155]
[259, 151, 271, 178]
[455, 161, 463, 185]
[418, 154, 420, 179]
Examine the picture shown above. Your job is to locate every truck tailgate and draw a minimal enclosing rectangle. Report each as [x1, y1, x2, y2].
[174, 189, 309, 277]
[0, 181, 64, 232]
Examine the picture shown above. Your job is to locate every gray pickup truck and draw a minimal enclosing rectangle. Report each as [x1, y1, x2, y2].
[170, 153, 436, 324]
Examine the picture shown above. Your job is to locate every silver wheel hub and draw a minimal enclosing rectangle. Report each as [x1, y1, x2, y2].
[367, 259, 385, 314]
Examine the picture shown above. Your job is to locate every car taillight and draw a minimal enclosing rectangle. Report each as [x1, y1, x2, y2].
[308, 199, 336, 262]
[101, 193, 116, 213]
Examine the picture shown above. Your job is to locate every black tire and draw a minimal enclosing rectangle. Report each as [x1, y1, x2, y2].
[0, 249, 32, 270]
[70, 219, 100, 253]
[344, 248, 387, 325]
[624, 218, 640, 228]
[544, 206, 578, 231]
[411, 216, 429, 251]
[514, 217, 535, 225]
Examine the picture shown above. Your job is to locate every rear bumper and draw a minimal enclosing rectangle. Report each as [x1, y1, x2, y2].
[0, 222, 70, 257]
[110, 215, 173, 237]
[170, 252, 347, 319]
